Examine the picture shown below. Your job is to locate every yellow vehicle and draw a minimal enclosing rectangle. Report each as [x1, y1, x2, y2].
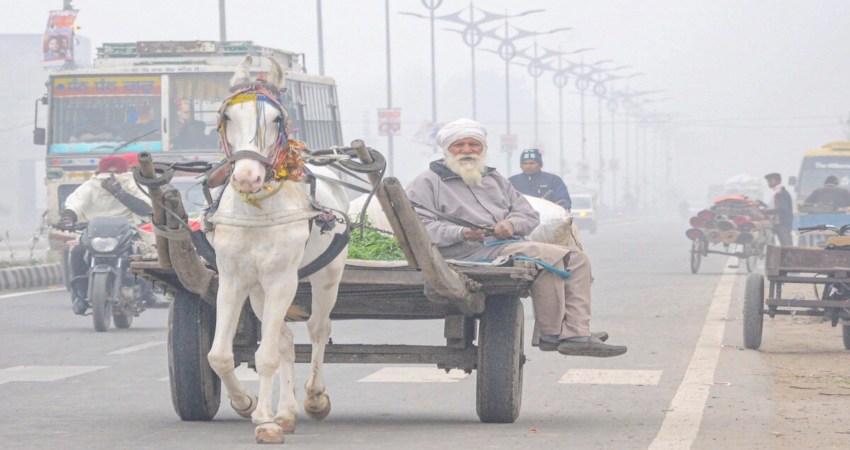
[791, 141, 850, 245]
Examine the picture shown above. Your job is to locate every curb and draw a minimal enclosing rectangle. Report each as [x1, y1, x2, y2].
[0, 263, 64, 291]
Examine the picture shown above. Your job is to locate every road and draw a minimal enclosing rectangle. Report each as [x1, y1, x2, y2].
[0, 215, 847, 449]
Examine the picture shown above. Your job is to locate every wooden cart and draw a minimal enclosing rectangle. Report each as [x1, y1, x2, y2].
[742, 244, 850, 350]
[130, 143, 538, 424]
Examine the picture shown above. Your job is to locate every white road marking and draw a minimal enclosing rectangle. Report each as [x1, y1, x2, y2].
[0, 288, 64, 300]
[649, 258, 738, 449]
[108, 341, 165, 355]
[558, 369, 662, 386]
[358, 367, 469, 383]
[0, 365, 107, 385]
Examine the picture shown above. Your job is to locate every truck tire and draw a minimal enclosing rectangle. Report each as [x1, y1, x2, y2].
[90, 272, 113, 332]
[843, 325, 850, 350]
[476, 294, 524, 423]
[168, 289, 220, 421]
[743, 273, 765, 350]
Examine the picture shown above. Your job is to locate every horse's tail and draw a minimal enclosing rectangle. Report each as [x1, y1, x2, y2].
[285, 304, 311, 322]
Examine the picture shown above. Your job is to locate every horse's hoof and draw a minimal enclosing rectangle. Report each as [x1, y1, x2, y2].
[255, 422, 285, 444]
[274, 416, 296, 434]
[304, 393, 331, 421]
[231, 391, 258, 419]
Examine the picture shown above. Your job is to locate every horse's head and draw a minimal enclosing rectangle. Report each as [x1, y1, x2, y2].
[220, 56, 288, 194]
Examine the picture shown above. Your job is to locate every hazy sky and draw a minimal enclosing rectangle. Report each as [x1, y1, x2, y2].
[4, 0, 850, 204]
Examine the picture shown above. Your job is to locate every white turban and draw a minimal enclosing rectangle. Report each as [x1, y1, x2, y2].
[436, 118, 488, 154]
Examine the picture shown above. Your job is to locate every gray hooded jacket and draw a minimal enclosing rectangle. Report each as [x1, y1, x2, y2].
[406, 160, 540, 260]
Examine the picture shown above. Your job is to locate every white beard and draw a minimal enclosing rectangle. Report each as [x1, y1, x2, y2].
[445, 152, 486, 186]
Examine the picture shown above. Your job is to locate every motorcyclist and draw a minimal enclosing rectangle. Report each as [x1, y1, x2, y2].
[508, 148, 573, 210]
[59, 155, 154, 314]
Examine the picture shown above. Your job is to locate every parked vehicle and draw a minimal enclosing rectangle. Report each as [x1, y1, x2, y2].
[61, 217, 149, 331]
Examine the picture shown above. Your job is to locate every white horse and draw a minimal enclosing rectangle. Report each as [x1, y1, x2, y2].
[205, 56, 348, 444]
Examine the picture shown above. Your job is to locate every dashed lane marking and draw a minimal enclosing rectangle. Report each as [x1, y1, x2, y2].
[0, 288, 64, 300]
[558, 369, 662, 385]
[358, 367, 469, 383]
[108, 341, 166, 355]
[0, 365, 107, 385]
[649, 258, 738, 449]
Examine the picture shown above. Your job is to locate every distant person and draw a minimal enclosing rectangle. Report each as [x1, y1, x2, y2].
[172, 101, 207, 149]
[763, 172, 793, 246]
[508, 148, 572, 210]
[60, 155, 154, 314]
[803, 175, 850, 211]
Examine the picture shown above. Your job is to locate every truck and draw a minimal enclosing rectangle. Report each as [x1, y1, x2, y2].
[34, 40, 343, 233]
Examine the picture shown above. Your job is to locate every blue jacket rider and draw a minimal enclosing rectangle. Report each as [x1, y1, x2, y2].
[508, 148, 572, 210]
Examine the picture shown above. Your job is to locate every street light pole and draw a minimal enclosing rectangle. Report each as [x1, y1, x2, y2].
[218, 0, 227, 42]
[385, 0, 394, 176]
[316, 0, 325, 75]
[481, 19, 566, 175]
[400, 0, 447, 137]
[440, 4, 528, 120]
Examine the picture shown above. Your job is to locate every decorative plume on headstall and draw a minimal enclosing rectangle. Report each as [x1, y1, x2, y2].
[218, 78, 305, 182]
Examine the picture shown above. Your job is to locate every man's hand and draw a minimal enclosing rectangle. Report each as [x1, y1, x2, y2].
[461, 227, 487, 242]
[101, 177, 124, 195]
[493, 220, 514, 239]
[58, 210, 76, 228]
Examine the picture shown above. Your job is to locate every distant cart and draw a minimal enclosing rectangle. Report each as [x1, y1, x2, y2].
[687, 196, 773, 274]
[130, 144, 538, 424]
[743, 225, 850, 350]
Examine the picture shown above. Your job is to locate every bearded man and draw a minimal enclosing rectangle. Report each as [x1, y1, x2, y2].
[406, 118, 627, 357]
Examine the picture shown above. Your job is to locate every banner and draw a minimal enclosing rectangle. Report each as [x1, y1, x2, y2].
[52, 76, 161, 97]
[44, 9, 78, 63]
[377, 108, 401, 137]
[500, 134, 518, 153]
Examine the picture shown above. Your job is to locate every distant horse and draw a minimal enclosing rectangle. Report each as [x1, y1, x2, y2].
[205, 56, 348, 444]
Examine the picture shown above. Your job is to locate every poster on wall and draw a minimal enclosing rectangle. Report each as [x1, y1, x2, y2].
[44, 9, 78, 63]
[377, 108, 401, 137]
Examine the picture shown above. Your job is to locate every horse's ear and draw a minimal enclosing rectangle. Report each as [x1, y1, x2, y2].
[268, 58, 284, 89]
[231, 56, 253, 86]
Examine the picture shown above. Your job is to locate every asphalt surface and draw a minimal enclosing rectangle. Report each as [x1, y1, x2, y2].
[0, 216, 788, 449]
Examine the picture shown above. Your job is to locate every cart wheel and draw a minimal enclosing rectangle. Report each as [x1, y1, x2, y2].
[476, 294, 524, 423]
[743, 273, 765, 349]
[168, 289, 220, 421]
[843, 325, 850, 350]
[690, 239, 704, 274]
[744, 244, 759, 273]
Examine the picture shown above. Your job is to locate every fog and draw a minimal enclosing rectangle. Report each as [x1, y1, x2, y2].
[2, 0, 850, 241]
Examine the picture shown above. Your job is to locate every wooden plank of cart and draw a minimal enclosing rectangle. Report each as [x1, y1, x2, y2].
[741, 244, 850, 351]
[129, 141, 538, 424]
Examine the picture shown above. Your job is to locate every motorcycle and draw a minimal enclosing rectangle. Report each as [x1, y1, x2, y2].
[59, 217, 150, 332]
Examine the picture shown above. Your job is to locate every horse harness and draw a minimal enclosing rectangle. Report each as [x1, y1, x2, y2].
[135, 80, 386, 279]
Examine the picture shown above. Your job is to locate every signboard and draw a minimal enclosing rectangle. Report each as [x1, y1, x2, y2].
[52, 76, 161, 97]
[500, 134, 518, 153]
[44, 9, 77, 63]
[377, 108, 401, 137]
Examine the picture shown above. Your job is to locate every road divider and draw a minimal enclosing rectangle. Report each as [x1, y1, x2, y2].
[0, 263, 63, 291]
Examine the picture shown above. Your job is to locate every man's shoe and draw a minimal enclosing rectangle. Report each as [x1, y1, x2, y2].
[72, 297, 88, 315]
[539, 331, 609, 351]
[556, 336, 627, 358]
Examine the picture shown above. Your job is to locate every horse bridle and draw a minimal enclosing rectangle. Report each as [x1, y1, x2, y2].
[218, 80, 289, 182]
